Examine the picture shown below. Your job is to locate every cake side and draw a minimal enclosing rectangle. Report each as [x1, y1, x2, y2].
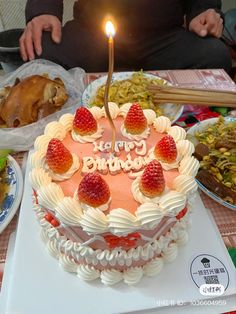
[33, 198, 192, 285]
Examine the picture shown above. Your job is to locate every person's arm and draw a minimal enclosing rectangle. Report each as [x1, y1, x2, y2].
[20, 0, 63, 61]
[184, 0, 223, 25]
[25, 0, 63, 23]
[183, 0, 224, 38]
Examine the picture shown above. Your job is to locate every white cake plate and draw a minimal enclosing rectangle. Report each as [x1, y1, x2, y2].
[2, 156, 236, 314]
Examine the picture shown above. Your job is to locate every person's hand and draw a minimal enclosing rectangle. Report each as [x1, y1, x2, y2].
[189, 9, 223, 38]
[19, 14, 62, 61]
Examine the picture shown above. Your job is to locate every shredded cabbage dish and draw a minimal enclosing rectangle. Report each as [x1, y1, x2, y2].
[90, 71, 166, 116]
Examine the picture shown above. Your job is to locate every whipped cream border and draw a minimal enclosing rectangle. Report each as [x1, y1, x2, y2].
[34, 200, 191, 285]
[29, 104, 199, 236]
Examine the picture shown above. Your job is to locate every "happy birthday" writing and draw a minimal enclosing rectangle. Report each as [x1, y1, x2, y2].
[93, 140, 147, 156]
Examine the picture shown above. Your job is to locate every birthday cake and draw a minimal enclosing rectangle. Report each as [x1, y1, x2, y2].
[29, 102, 199, 285]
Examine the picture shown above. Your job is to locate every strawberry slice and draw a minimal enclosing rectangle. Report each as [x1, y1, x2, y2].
[140, 160, 165, 197]
[73, 107, 97, 135]
[124, 103, 147, 134]
[154, 135, 177, 163]
[78, 172, 110, 207]
[46, 138, 73, 174]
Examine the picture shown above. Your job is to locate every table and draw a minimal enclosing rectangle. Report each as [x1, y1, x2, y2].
[1, 68, 236, 293]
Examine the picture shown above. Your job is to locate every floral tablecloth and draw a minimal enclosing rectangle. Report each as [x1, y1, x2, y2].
[1, 69, 236, 292]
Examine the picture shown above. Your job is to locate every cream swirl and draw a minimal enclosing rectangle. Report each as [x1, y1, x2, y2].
[159, 191, 186, 216]
[30, 151, 46, 169]
[46, 153, 80, 181]
[168, 126, 186, 142]
[77, 264, 100, 281]
[71, 125, 103, 143]
[143, 109, 156, 125]
[42, 223, 57, 238]
[176, 139, 195, 157]
[123, 267, 143, 285]
[162, 243, 178, 262]
[59, 255, 78, 273]
[29, 168, 52, 191]
[79, 197, 111, 213]
[148, 148, 180, 170]
[121, 124, 150, 141]
[103, 102, 120, 119]
[143, 257, 164, 276]
[37, 182, 64, 210]
[153, 116, 171, 133]
[131, 177, 161, 204]
[55, 197, 83, 226]
[40, 229, 49, 243]
[179, 156, 199, 176]
[80, 208, 108, 234]
[119, 102, 132, 117]
[100, 269, 123, 285]
[47, 239, 60, 258]
[34, 134, 52, 152]
[156, 234, 169, 252]
[173, 174, 198, 195]
[58, 113, 74, 132]
[176, 230, 189, 246]
[108, 208, 140, 235]
[136, 202, 164, 229]
[89, 106, 104, 120]
[44, 121, 66, 140]
[159, 154, 181, 171]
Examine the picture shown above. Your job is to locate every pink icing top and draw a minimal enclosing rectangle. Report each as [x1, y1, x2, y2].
[59, 117, 179, 215]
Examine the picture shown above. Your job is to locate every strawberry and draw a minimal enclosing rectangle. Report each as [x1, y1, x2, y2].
[73, 107, 97, 135]
[124, 103, 147, 134]
[44, 213, 53, 222]
[46, 138, 73, 174]
[44, 212, 60, 227]
[51, 218, 60, 227]
[154, 135, 177, 163]
[140, 160, 165, 197]
[176, 207, 188, 220]
[78, 172, 110, 207]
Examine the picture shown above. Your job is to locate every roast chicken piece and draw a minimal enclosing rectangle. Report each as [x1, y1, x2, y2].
[0, 75, 68, 127]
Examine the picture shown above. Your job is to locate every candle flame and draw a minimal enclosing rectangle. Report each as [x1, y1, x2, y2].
[105, 21, 115, 38]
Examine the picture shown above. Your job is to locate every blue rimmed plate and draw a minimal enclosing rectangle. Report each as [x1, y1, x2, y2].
[81, 72, 184, 123]
[187, 117, 236, 211]
[0, 155, 23, 233]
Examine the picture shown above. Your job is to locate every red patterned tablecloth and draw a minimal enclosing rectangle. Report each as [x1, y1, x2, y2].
[1, 69, 236, 290]
[85, 68, 236, 90]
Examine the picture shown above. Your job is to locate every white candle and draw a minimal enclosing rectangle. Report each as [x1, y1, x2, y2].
[104, 20, 116, 154]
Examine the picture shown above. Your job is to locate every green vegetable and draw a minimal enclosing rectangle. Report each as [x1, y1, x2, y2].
[195, 117, 236, 203]
[212, 107, 228, 116]
[0, 149, 12, 172]
[0, 156, 7, 172]
[0, 149, 12, 158]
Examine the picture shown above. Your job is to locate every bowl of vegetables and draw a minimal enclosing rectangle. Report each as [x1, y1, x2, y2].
[82, 71, 184, 123]
[187, 116, 236, 211]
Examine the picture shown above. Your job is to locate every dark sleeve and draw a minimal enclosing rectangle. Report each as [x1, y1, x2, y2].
[25, 0, 63, 23]
[183, 0, 224, 25]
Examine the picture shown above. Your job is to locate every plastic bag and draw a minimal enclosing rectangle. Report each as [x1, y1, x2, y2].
[0, 59, 86, 151]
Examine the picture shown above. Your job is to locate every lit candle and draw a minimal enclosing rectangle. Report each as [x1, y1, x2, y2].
[104, 20, 116, 154]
